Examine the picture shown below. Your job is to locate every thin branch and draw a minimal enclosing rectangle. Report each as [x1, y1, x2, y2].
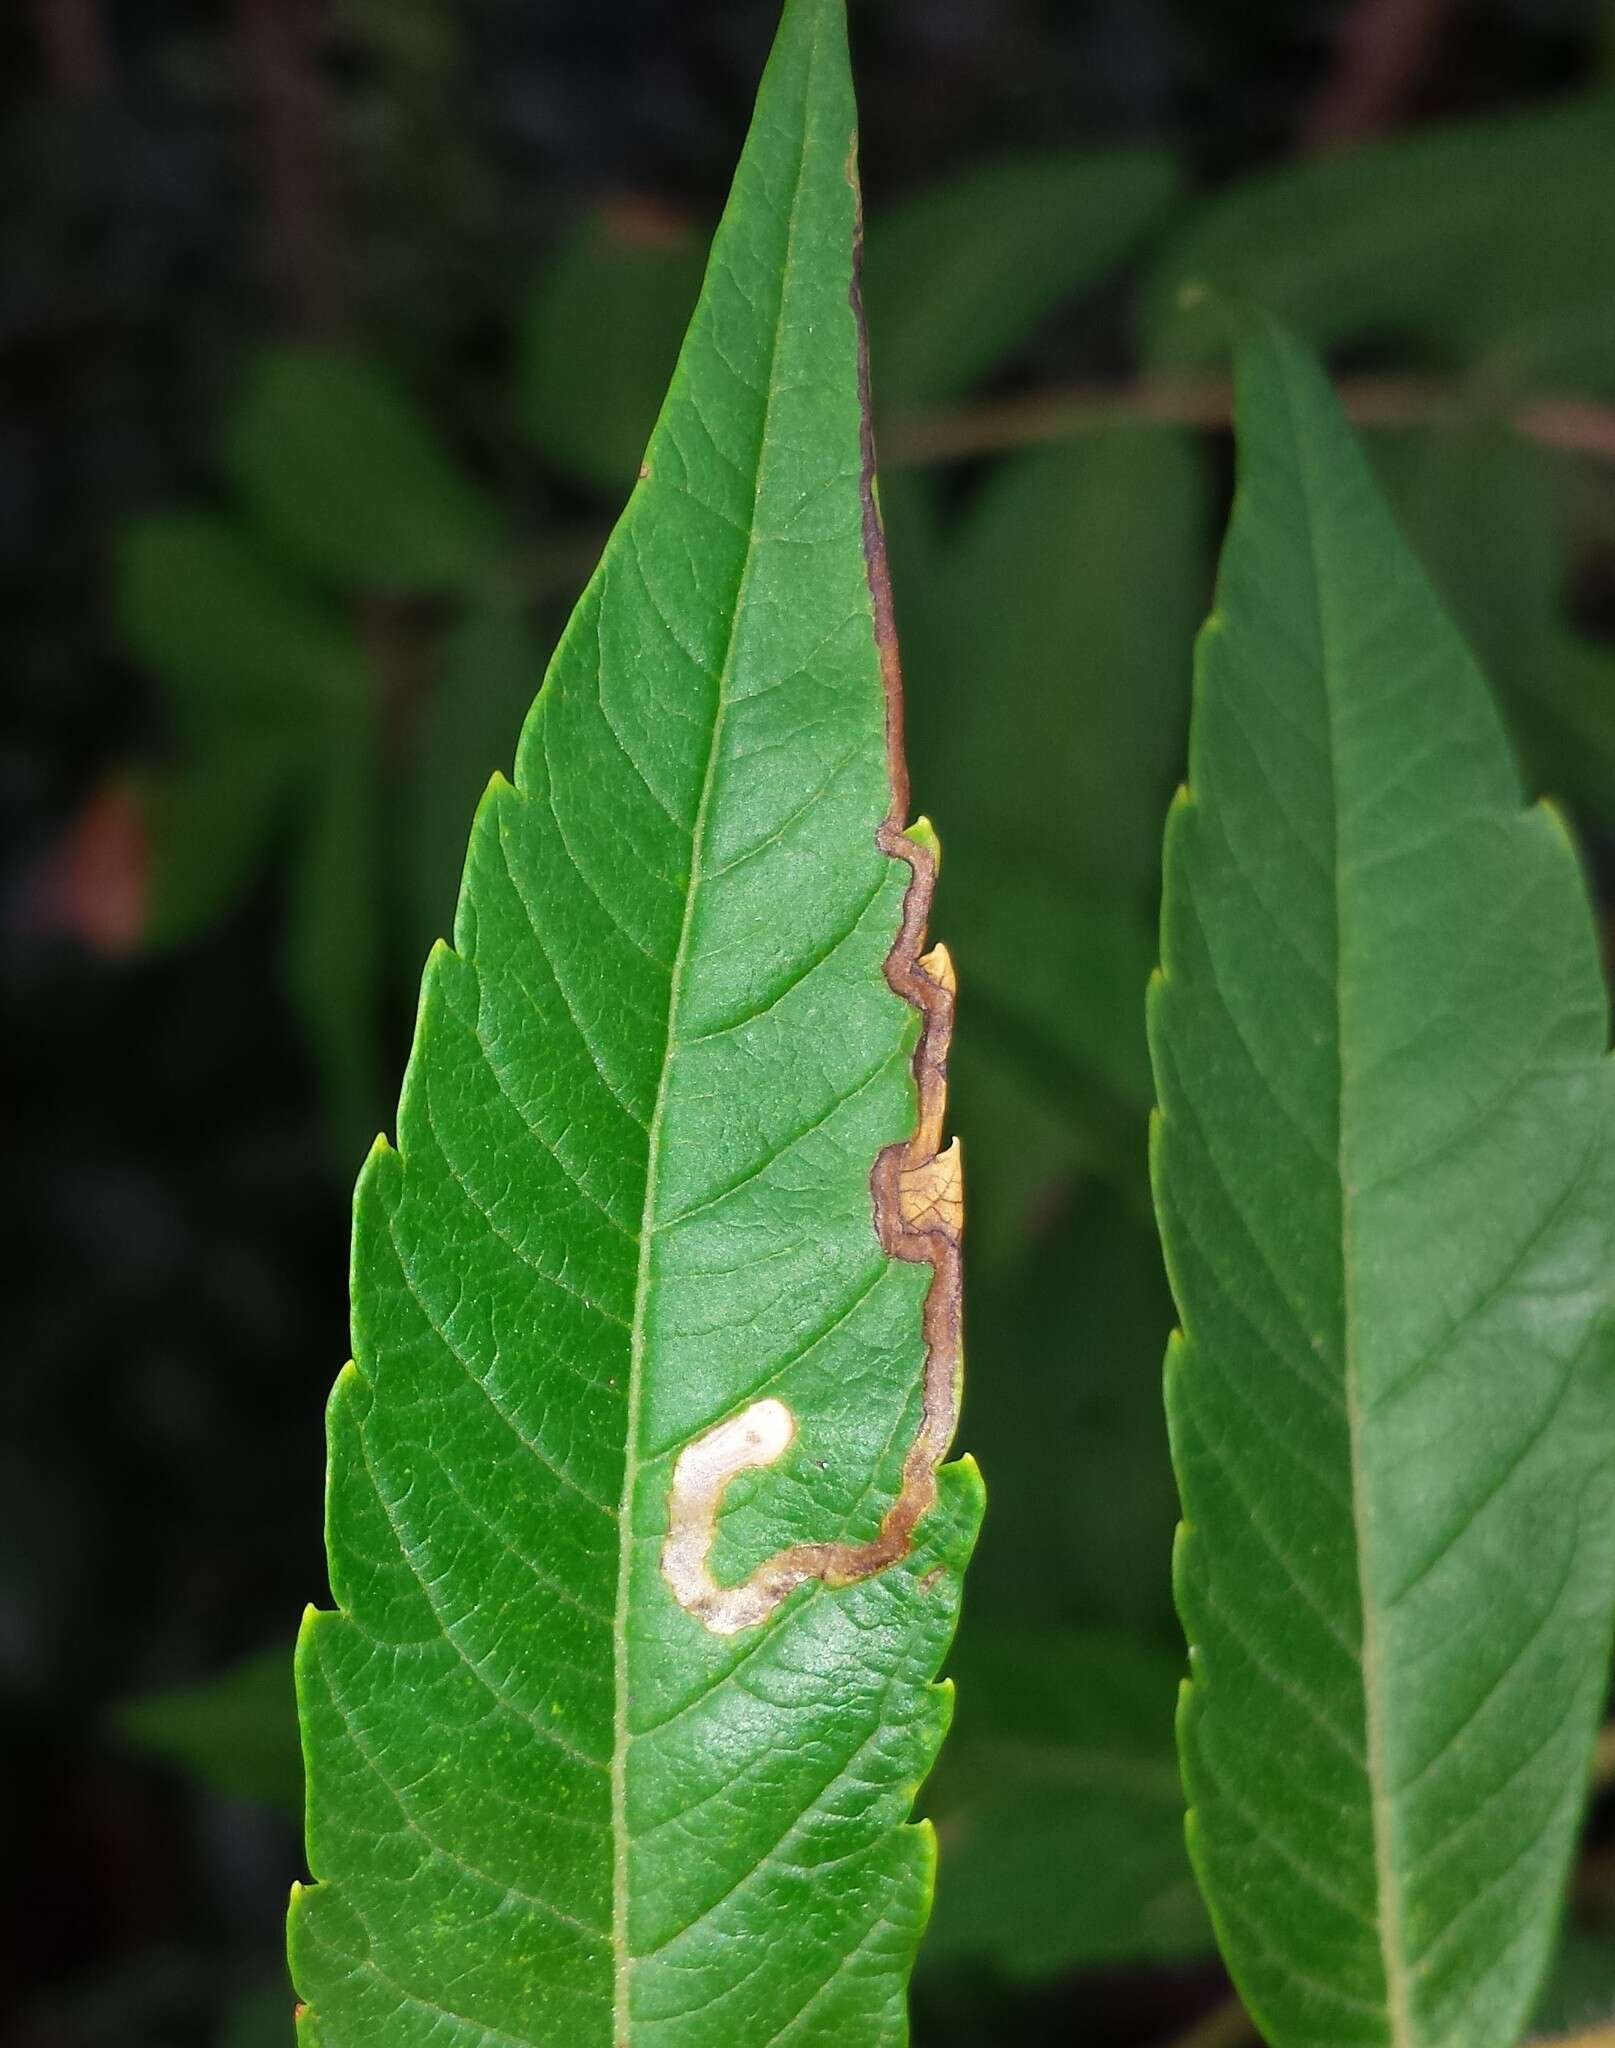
[1156, 1995, 1256, 2048]
[235, 0, 347, 337]
[1303, 0, 1452, 153]
[33, 0, 113, 98]
[1151, 1985, 1615, 2048]
[1593, 1718, 1615, 1791]
[884, 378, 1615, 471]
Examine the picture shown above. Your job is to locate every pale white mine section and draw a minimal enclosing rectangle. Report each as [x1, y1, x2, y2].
[661, 1399, 799, 1636]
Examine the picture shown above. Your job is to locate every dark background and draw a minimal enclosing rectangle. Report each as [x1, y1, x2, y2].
[6, 3, 1615, 2045]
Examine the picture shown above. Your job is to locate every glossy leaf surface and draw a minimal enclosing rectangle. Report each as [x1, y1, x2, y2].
[1151, 316, 1615, 2046]
[290, 4, 979, 2043]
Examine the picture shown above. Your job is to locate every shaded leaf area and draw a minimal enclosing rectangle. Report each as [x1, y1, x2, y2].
[899, 427, 1208, 1258]
[520, 146, 1180, 497]
[1146, 96, 1615, 372]
[1371, 429, 1615, 837]
[116, 1646, 302, 1821]
[1145, 96, 1615, 841]
[919, 1199, 1209, 1986]
[292, 3, 979, 2042]
[924, 1629, 1206, 1978]
[222, 1987, 302, 2048]
[518, 206, 710, 495]
[111, 395, 491, 1147]
[226, 352, 502, 594]
[396, 596, 567, 972]
[1153, 315, 1615, 2046]
[957, 1190, 1181, 1648]
[1530, 1932, 1615, 2037]
[859, 150, 1179, 414]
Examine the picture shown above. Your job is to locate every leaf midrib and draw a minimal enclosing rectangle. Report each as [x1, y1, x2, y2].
[1272, 340, 1414, 2047]
[610, 13, 830, 2039]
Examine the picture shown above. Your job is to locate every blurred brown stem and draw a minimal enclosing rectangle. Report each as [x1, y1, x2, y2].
[1157, 1995, 1255, 2048]
[33, 0, 113, 98]
[1303, 0, 1451, 153]
[235, 0, 347, 336]
[1152, 1989, 1615, 2048]
[886, 379, 1615, 471]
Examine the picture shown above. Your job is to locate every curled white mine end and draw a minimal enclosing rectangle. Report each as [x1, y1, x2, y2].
[661, 1398, 799, 1637]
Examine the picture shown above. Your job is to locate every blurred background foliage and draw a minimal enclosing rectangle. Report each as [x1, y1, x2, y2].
[8, 2, 1615, 2044]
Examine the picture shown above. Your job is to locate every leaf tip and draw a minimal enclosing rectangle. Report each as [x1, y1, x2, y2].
[937, 1452, 984, 1530]
[907, 814, 942, 869]
[1146, 1102, 1167, 1187]
[1532, 792, 1585, 862]
[919, 940, 956, 997]
[1161, 1325, 1196, 1425]
[1162, 1325, 1193, 1418]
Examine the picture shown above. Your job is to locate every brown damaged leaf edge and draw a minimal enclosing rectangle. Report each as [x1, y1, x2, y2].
[657, 139, 964, 1639]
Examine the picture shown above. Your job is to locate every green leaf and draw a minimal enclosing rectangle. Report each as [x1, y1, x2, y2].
[116, 516, 371, 740]
[222, 1985, 296, 2048]
[283, 723, 383, 1152]
[1475, 292, 1615, 400]
[1370, 428, 1565, 701]
[1371, 426, 1615, 834]
[902, 428, 1207, 1250]
[1529, 1930, 1615, 2037]
[913, 1190, 1198, 1982]
[870, 145, 1183, 944]
[1151, 313, 1615, 2046]
[397, 596, 556, 972]
[863, 149, 1180, 413]
[1146, 97, 1615, 370]
[116, 1646, 302, 1818]
[290, 5, 981, 2044]
[517, 150, 1179, 503]
[922, 1628, 1209, 1977]
[135, 743, 298, 949]
[519, 208, 708, 496]
[962, 1187, 1180, 1645]
[115, 513, 383, 1129]
[226, 350, 501, 592]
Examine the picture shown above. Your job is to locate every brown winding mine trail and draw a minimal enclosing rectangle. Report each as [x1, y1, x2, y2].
[656, 164, 963, 1637]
